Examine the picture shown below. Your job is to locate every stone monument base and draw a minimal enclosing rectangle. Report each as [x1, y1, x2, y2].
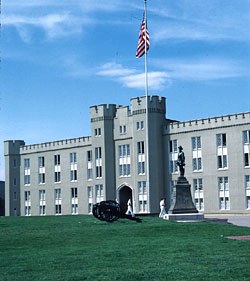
[168, 176, 199, 214]
[163, 213, 204, 222]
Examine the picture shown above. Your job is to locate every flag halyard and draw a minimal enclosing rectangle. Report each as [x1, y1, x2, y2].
[136, 20, 150, 58]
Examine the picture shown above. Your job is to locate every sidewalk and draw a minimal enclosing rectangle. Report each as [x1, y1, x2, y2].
[205, 214, 250, 227]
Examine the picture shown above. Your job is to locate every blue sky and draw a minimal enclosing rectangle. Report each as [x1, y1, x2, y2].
[1, 0, 250, 180]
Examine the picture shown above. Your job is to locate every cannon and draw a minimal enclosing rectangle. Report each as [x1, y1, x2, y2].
[92, 200, 142, 223]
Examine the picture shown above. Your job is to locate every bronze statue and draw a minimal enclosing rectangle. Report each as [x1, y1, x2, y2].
[177, 145, 185, 176]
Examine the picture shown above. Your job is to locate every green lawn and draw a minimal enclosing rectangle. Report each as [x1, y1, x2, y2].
[0, 215, 249, 281]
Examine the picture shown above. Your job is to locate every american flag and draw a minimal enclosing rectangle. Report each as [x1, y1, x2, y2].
[136, 19, 150, 58]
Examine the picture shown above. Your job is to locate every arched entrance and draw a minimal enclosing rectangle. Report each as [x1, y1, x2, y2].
[117, 185, 133, 214]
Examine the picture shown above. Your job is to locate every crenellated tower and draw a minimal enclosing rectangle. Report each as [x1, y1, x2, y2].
[90, 104, 117, 200]
[4, 140, 25, 216]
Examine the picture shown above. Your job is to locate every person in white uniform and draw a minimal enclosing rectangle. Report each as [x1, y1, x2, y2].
[159, 198, 167, 218]
[126, 199, 135, 217]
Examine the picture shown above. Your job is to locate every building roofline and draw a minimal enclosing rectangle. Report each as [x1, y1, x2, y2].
[168, 111, 250, 125]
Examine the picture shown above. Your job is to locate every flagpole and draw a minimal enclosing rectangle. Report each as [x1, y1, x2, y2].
[144, 0, 150, 213]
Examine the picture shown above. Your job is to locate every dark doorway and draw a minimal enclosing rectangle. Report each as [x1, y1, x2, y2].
[118, 186, 132, 214]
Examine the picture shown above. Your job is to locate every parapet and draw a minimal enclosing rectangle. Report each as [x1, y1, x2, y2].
[90, 104, 117, 122]
[19, 136, 91, 154]
[4, 140, 25, 156]
[115, 105, 131, 118]
[130, 95, 166, 115]
[165, 112, 250, 135]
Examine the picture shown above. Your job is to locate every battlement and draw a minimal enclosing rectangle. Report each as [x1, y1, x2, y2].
[166, 112, 250, 134]
[19, 136, 92, 154]
[115, 105, 131, 118]
[90, 104, 117, 122]
[130, 95, 166, 115]
[4, 140, 25, 156]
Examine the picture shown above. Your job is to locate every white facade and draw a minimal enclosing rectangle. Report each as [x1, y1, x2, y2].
[4, 96, 250, 216]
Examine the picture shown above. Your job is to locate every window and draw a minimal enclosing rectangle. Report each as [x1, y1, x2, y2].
[96, 166, 102, 178]
[24, 159, 30, 169]
[170, 160, 178, 173]
[39, 173, 45, 184]
[70, 152, 77, 164]
[192, 136, 201, 150]
[136, 121, 144, 130]
[95, 128, 101, 136]
[25, 190, 31, 201]
[87, 150, 92, 162]
[244, 154, 249, 167]
[88, 186, 93, 198]
[193, 178, 204, 211]
[119, 164, 131, 177]
[137, 141, 145, 154]
[137, 141, 145, 175]
[54, 154, 60, 165]
[38, 156, 45, 184]
[24, 159, 30, 185]
[216, 134, 228, 169]
[87, 150, 93, 180]
[192, 137, 203, 172]
[217, 133, 227, 147]
[95, 184, 104, 203]
[54, 155, 61, 183]
[87, 169, 93, 180]
[119, 145, 130, 157]
[120, 125, 127, 135]
[38, 156, 45, 167]
[55, 171, 61, 183]
[218, 177, 230, 210]
[243, 130, 250, 144]
[243, 130, 250, 167]
[71, 188, 78, 215]
[169, 140, 178, 174]
[70, 152, 77, 182]
[24, 174, 30, 185]
[138, 181, 147, 213]
[24, 191, 31, 216]
[138, 181, 147, 194]
[95, 147, 102, 159]
[192, 158, 202, 171]
[70, 170, 78, 181]
[245, 175, 250, 209]
[87, 186, 93, 214]
[138, 162, 145, 175]
[169, 181, 176, 206]
[55, 189, 62, 215]
[95, 147, 102, 179]
[39, 190, 46, 215]
[169, 140, 178, 153]
[217, 155, 228, 169]
[71, 187, 78, 198]
[119, 145, 131, 177]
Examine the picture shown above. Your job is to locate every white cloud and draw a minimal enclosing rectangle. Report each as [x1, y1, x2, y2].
[152, 22, 249, 43]
[119, 72, 169, 90]
[150, 0, 250, 43]
[152, 58, 248, 81]
[3, 13, 89, 40]
[97, 62, 169, 91]
[97, 62, 136, 77]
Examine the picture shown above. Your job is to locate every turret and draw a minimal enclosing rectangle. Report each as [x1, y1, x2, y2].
[4, 140, 25, 216]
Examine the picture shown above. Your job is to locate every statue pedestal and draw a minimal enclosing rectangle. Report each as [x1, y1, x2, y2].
[166, 176, 204, 221]
[163, 213, 204, 221]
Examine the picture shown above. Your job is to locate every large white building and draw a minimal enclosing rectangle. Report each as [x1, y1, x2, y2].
[4, 95, 250, 216]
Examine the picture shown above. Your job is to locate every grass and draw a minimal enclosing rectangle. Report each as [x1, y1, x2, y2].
[0, 215, 249, 281]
